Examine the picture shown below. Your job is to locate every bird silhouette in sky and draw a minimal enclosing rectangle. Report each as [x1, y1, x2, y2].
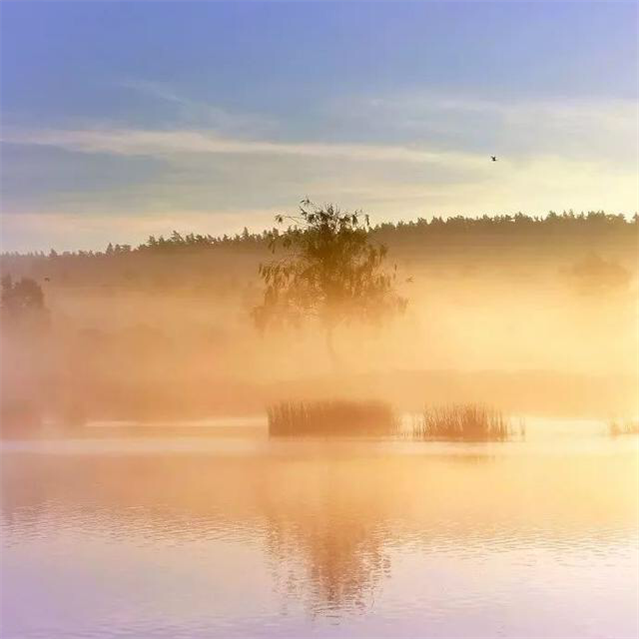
[490, 155, 498, 162]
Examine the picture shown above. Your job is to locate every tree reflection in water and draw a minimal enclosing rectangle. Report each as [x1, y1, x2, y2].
[2, 441, 637, 626]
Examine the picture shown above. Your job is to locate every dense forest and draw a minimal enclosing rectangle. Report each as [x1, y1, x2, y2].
[1, 211, 636, 290]
[3, 210, 635, 258]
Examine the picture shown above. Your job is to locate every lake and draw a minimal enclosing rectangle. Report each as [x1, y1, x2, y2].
[1, 419, 638, 638]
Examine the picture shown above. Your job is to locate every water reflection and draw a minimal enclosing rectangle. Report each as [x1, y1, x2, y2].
[259, 472, 392, 615]
[1, 438, 638, 638]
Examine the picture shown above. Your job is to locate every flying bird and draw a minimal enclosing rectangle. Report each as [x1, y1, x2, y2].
[490, 156, 498, 162]
[44, 277, 50, 282]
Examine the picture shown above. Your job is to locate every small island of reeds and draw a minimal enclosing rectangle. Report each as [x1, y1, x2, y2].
[268, 400, 523, 442]
[268, 400, 397, 437]
[409, 404, 524, 442]
[609, 420, 639, 437]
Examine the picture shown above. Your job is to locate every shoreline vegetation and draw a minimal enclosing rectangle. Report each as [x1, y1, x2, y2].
[268, 400, 526, 441]
[2, 398, 638, 442]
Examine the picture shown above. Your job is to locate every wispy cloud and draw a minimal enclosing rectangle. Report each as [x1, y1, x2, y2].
[3, 126, 487, 168]
[117, 79, 276, 136]
[2, 88, 637, 252]
[328, 91, 639, 164]
[356, 92, 637, 122]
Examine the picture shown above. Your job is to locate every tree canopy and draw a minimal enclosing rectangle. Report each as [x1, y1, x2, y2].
[252, 201, 407, 361]
[1, 275, 49, 332]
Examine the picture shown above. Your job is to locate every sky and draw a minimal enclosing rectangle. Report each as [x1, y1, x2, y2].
[1, 1, 637, 252]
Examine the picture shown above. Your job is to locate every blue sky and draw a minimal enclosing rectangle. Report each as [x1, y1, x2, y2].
[1, 1, 637, 251]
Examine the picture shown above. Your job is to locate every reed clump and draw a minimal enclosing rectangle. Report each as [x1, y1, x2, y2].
[609, 420, 639, 437]
[412, 404, 522, 442]
[268, 400, 397, 437]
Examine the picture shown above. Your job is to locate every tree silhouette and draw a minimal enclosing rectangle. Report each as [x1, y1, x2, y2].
[252, 200, 407, 365]
[1, 275, 49, 331]
[2, 275, 45, 317]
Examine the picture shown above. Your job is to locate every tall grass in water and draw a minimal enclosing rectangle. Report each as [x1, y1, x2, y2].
[412, 404, 522, 442]
[609, 420, 639, 437]
[268, 400, 397, 437]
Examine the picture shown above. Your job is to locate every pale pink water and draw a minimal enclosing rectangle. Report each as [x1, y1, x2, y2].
[1, 421, 638, 638]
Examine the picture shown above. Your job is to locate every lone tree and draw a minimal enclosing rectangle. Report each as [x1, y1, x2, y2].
[253, 200, 407, 365]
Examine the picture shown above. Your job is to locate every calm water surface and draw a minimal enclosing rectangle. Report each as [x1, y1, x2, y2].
[1, 419, 638, 638]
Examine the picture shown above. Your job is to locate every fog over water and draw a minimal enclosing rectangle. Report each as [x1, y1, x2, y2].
[1, 215, 638, 639]
[2, 215, 637, 423]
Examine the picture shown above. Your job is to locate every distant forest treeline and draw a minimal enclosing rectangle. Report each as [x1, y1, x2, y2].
[1, 211, 637, 294]
[2, 211, 637, 258]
